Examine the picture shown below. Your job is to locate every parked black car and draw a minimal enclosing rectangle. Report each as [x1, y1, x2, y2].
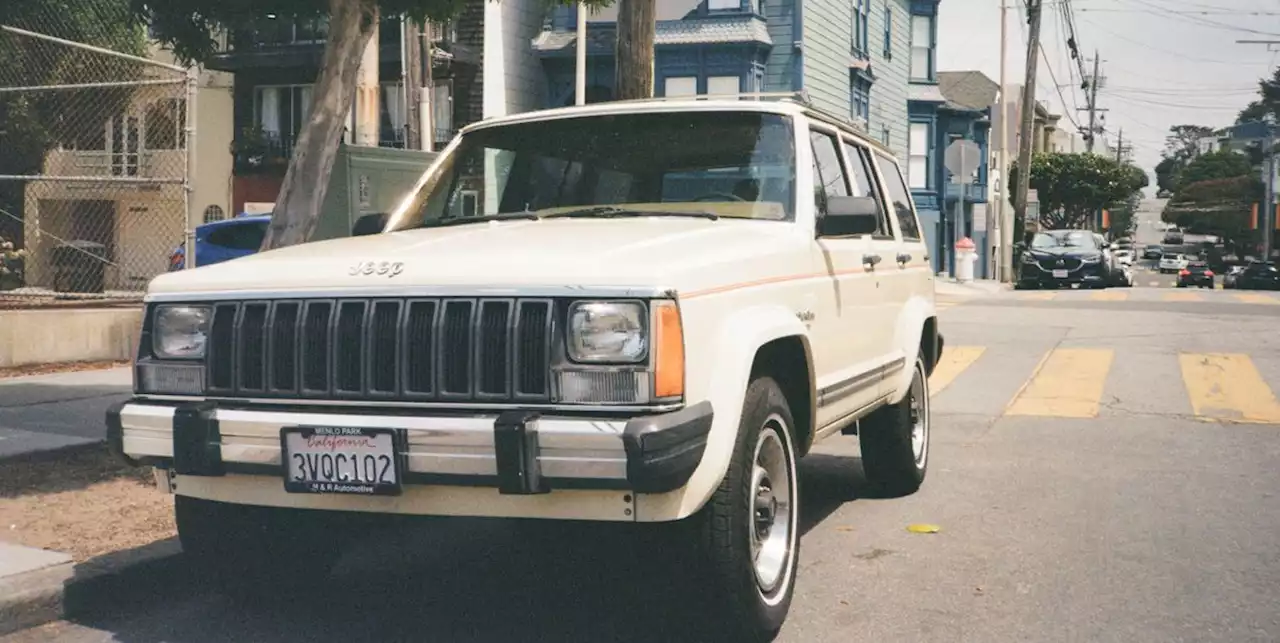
[1176, 261, 1215, 288]
[1015, 229, 1112, 289]
[1234, 261, 1280, 290]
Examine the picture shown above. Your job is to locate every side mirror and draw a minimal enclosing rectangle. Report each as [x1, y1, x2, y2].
[1101, 242, 1112, 249]
[352, 212, 388, 237]
[1013, 242, 1027, 254]
[818, 196, 881, 237]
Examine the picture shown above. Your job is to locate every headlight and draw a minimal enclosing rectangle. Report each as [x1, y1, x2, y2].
[1082, 254, 1101, 263]
[1021, 253, 1038, 264]
[152, 305, 211, 359]
[568, 301, 648, 363]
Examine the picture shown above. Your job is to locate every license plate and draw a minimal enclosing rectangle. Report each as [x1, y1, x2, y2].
[280, 427, 402, 496]
[1052, 269, 1068, 278]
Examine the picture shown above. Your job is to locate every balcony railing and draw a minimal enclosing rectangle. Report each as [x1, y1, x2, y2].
[225, 17, 453, 52]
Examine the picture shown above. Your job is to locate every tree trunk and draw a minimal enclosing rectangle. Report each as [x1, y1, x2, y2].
[404, 18, 423, 151]
[260, 0, 379, 251]
[614, 0, 655, 100]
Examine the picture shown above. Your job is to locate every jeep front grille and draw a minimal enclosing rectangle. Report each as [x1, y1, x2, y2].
[205, 298, 555, 403]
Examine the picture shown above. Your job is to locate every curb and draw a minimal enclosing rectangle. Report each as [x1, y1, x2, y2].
[0, 537, 185, 636]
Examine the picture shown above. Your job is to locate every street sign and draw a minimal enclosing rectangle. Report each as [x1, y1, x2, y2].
[944, 139, 982, 184]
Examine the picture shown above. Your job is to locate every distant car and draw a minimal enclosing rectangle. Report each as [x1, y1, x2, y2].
[1143, 245, 1163, 260]
[169, 214, 271, 271]
[1223, 265, 1245, 289]
[1177, 261, 1214, 288]
[1113, 250, 1134, 266]
[1158, 253, 1188, 274]
[1233, 261, 1280, 291]
[1016, 229, 1111, 289]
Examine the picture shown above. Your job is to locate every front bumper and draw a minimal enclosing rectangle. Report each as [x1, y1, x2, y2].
[1018, 261, 1108, 287]
[106, 399, 713, 498]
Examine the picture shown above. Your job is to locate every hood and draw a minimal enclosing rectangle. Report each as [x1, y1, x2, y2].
[146, 217, 808, 297]
[1026, 246, 1101, 259]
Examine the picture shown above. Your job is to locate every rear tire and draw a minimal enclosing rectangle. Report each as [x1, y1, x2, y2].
[859, 354, 930, 496]
[675, 376, 800, 642]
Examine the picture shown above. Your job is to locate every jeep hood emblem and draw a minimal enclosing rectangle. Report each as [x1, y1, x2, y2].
[349, 261, 404, 278]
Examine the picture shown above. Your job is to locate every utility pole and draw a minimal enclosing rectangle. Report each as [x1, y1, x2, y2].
[1085, 52, 1100, 154]
[1238, 39, 1280, 260]
[1013, 0, 1043, 248]
[1115, 128, 1123, 163]
[997, 0, 1010, 282]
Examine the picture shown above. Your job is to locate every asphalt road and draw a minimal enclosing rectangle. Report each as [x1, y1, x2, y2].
[8, 285, 1280, 642]
[0, 368, 130, 459]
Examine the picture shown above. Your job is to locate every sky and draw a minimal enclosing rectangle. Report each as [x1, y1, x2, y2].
[936, 0, 1279, 190]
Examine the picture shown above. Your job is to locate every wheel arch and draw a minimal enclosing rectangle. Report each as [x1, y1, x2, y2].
[633, 305, 814, 522]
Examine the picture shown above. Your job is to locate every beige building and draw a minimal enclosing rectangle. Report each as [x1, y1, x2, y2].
[22, 41, 233, 292]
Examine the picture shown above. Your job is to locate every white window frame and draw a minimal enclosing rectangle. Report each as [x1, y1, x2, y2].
[664, 76, 698, 97]
[910, 14, 934, 81]
[908, 122, 930, 189]
[706, 75, 741, 97]
[708, 0, 740, 11]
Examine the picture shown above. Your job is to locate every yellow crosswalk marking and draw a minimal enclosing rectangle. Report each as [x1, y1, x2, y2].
[1179, 353, 1280, 424]
[1162, 291, 1203, 302]
[1232, 293, 1280, 305]
[928, 346, 985, 395]
[1090, 290, 1128, 301]
[1005, 348, 1114, 418]
[1018, 291, 1057, 300]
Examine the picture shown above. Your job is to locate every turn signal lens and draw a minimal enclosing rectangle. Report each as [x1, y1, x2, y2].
[1205, 270, 1215, 276]
[653, 300, 685, 399]
[1179, 270, 1190, 276]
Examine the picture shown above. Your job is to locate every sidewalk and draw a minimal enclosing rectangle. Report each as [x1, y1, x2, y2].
[935, 277, 1007, 297]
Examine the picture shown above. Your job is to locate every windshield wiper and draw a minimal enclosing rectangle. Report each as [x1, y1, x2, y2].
[412, 212, 541, 229]
[544, 206, 719, 221]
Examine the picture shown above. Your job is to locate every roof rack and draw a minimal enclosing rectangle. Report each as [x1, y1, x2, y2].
[600, 90, 872, 136]
[605, 90, 816, 107]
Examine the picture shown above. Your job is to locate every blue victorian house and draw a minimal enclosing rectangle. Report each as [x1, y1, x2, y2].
[531, 0, 914, 167]
[908, 57, 995, 276]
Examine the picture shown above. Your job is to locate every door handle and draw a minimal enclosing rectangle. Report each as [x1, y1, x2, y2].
[897, 252, 912, 265]
[863, 253, 882, 268]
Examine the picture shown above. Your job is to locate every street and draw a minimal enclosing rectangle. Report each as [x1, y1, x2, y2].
[5, 284, 1280, 643]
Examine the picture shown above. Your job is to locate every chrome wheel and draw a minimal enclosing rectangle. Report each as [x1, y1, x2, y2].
[749, 414, 795, 602]
[909, 362, 929, 469]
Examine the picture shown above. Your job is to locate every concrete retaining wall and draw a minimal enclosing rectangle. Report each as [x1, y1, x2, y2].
[0, 308, 142, 368]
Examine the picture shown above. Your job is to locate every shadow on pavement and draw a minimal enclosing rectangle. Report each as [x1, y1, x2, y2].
[62, 454, 881, 643]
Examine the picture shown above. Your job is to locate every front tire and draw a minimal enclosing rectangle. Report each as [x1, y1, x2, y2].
[859, 354, 930, 496]
[680, 376, 800, 642]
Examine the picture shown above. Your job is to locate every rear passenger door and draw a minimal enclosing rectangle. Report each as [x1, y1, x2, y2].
[870, 151, 932, 387]
[808, 126, 892, 428]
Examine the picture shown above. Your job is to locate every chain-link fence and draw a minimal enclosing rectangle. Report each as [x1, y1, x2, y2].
[1, 2, 193, 308]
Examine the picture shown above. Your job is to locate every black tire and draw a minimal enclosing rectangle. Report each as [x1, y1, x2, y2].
[176, 496, 347, 600]
[678, 377, 800, 642]
[859, 354, 930, 496]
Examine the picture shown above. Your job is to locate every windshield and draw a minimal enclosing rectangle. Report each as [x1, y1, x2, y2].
[389, 111, 797, 229]
[1030, 231, 1098, 250]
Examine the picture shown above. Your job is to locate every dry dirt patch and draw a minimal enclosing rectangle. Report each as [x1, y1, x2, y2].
[0, 445, 174, 562]
[0, 360, 130, 380]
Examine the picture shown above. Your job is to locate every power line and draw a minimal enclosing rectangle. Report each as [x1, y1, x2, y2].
[1124, 0, 1280, 37]
[1107, 93, 1250, 111]
[1077, 17, 1253, 64]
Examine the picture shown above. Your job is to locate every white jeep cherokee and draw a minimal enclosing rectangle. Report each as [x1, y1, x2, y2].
[108, 96, 943, 641]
